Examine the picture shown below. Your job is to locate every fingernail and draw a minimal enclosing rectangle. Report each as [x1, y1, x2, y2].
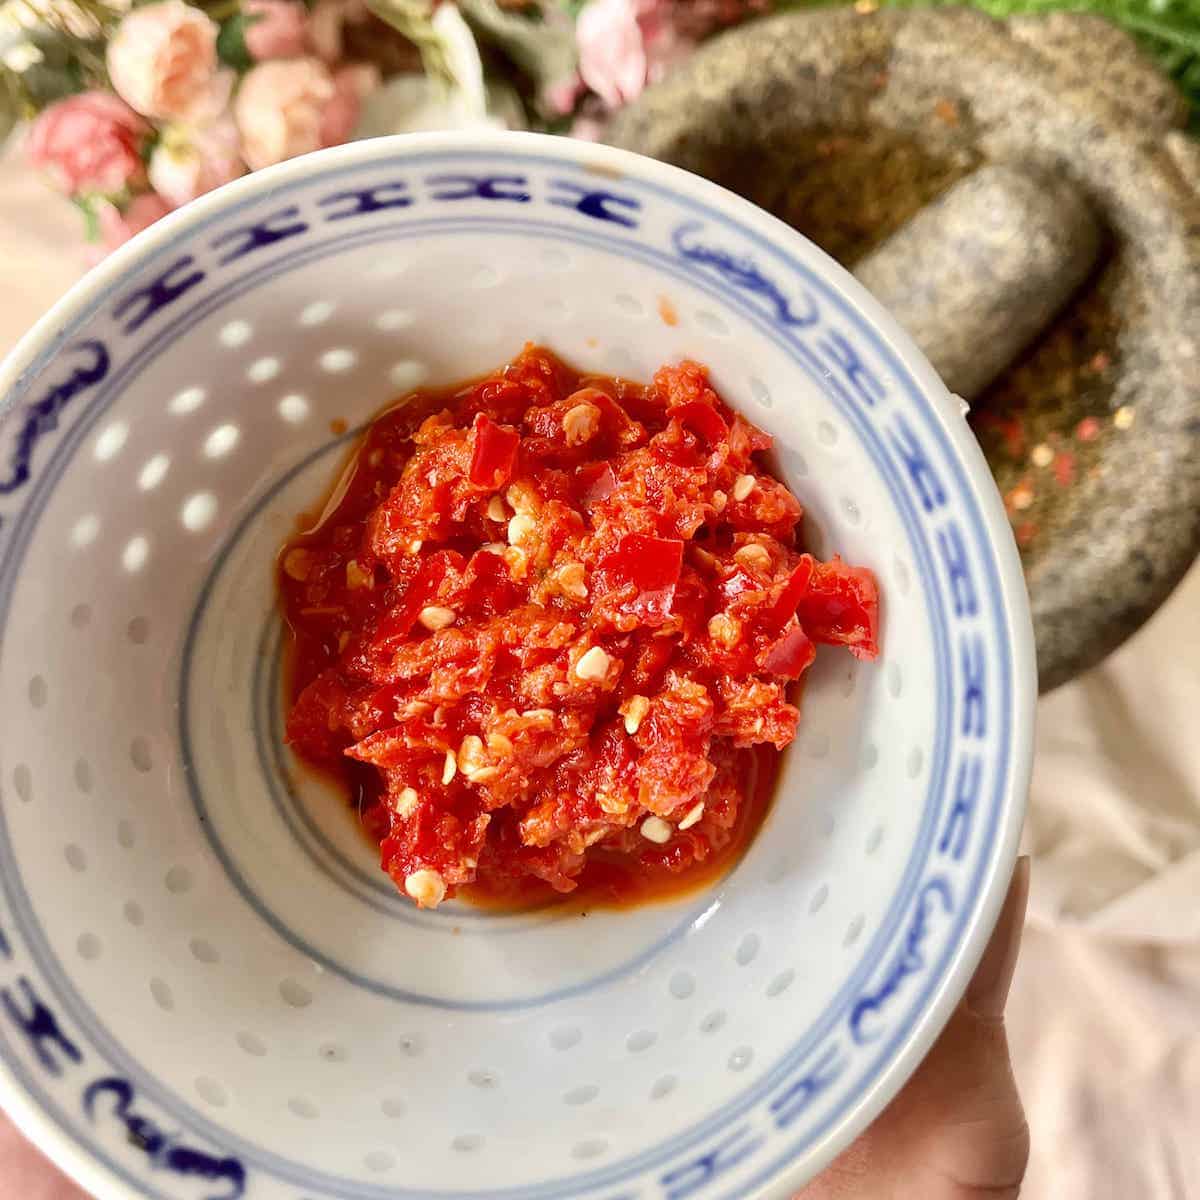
[966, 855, 1030, 1019]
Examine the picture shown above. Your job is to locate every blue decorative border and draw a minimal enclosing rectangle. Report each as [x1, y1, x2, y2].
[0, 141, 1026, 1200]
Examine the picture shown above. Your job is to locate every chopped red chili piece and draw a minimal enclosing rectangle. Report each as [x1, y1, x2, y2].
[796, 557, 881, 660]
[462, 549, 522, 618]
[566, 387, 640, 445]
[575, 461, 616, 505]
[468, 413, 519, 488]
[280, 345, 880, 910]
[762, 626, 817, 678]
[595, 533, 685, 623]
[370, 553, 451, 645]
[765, 557, 816, 632]
[672, 400, 729, 448]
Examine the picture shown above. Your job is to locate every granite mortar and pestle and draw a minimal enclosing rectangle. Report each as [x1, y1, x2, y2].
[611, 7, 1200, 691]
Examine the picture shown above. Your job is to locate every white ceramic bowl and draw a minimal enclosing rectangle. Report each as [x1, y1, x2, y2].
[0, 131, 1034, 1200]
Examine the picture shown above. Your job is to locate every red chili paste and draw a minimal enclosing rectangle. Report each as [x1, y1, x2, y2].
[281, 346, 879, 909]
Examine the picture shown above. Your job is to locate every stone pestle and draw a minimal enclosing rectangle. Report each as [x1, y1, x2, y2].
[852, 163, 1102, 402]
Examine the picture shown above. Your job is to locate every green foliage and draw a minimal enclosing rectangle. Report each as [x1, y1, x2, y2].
[364, 0, 459, 87]
[460, 0, 578, 89]
[71, 194, 100, 242]
[216, 12, 256, 71]
[0, 66, 21, 143]
[24, 30, 107, 100]
[0, 23, 111, 121]
[943, 0, 1200, 112]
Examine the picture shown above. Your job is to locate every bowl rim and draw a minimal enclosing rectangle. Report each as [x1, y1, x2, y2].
[0, 129, 1035, 1200]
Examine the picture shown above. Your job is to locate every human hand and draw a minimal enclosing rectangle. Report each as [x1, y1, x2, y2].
[798, 856, 1031, 1200]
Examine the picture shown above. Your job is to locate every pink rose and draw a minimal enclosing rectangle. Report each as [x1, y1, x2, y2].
[576, 0, 646, 108]
[243, 0, 309, 62]
[544, 74, 584, 116]
[183, 67, 238, 125]
[308, 0, 369, 63]
[26, 92, 149, 196]
[107, 0, 221, 122]
[318, 63, 379, 147]
[87, 192, 173, 264]
[235, 57, 335, 170]
[636, 0, 693, 86]
[576, 0, 697, 107]
[149, 118, 245, 208]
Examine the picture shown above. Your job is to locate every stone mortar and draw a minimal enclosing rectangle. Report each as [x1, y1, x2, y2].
[610, 8, 1200, 692]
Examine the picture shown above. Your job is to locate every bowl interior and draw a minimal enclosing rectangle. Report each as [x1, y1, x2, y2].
[0, 134, 1028, 1200]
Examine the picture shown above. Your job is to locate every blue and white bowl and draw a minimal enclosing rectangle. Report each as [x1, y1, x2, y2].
[0, 132, 1034, 1200]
